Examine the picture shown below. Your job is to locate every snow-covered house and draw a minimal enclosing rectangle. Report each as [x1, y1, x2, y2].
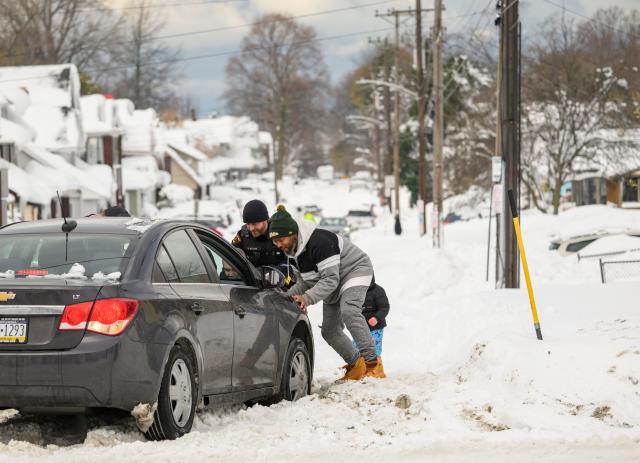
[571, 129, 640, 208]
[116, 101, 168, 216]
[0, 64, 84, 161]
[0, 89, 52, 221]
[81, 94, 125, 206]
[0, 65, 114, 217]
[81, 94, 124, 165]
[183, 116, 269, 184]
[162, 128, 206, 199]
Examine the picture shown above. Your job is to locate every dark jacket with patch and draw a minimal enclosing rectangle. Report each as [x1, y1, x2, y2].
[232, 225, 287, 268]
[362, 283, 389, 330]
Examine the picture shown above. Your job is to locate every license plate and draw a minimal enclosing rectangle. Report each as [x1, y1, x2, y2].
[0, 318, 28, 343]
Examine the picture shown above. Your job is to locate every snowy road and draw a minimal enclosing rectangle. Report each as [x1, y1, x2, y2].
[1, 193, 640, 462]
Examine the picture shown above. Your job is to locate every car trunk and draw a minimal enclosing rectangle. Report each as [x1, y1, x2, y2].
[0, 280, 104, 351]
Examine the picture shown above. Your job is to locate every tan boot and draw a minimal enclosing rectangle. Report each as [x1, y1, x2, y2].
[338, 357, 367, 381]
[364, 357, 386, 379]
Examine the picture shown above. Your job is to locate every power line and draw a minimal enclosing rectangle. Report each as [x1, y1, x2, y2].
[0, 0, 403, 60]
[0, 27, 395, 84]
[77, 0, 245, 13]
[542, 0, 640, 39]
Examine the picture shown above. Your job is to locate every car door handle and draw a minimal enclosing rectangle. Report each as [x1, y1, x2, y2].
[234, 306, 247, 318]
[189, 302, 204, 314]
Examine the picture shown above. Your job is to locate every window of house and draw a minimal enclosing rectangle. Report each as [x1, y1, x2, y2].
[85, 136, 104, 164]
[0, 144, 15, 163]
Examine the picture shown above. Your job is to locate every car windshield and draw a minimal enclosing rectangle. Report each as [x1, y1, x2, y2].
[348, 210, 373, 217]
[0, 233, 135, 279]
[320, 218, 346, 226]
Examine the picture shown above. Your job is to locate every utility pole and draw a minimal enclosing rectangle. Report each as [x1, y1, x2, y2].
[376, 9, 406, 235]
[499, 0, 521, 288]
[376, 7, 432, 235]
[432, 0, 444, 248]
[392, 11, 402, 235]
[416, 0, 427, 236]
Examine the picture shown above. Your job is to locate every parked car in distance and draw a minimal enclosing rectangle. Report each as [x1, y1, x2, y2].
[0, 218, 314, 441]
[318, 217, 351, 238]
[346, 209, 375, 230]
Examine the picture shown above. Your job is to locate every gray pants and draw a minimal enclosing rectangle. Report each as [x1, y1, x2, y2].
[321, 286, 377, 364]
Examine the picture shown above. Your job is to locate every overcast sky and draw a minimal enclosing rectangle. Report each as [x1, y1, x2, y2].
[110, 0, 638, 115]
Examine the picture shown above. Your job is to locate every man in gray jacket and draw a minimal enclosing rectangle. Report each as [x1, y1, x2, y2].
[269, 205, 385, 380]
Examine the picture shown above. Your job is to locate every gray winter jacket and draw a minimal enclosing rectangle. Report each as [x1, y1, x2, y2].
[285, 219, 373, 305]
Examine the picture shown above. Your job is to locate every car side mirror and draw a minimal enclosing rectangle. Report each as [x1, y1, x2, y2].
[260, 266, 285, 289]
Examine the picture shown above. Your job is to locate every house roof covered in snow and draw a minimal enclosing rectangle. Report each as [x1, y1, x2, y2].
[0, 64, 81, 109]
[122, 154, 168, 191]
[0, 158, 53, 205]
[163, 128, 208, 162]
[121, 109, 163, 156]
[571, 129, 640, 179]
[81, 94, 122, 137]
[21, 143, 110, 200]
[165, 146, 205, 187]
[0, 65, 84, 154]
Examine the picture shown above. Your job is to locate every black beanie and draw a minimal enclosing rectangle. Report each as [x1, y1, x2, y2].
[268, 205, 299, 239]
[242, 199, 269, 224]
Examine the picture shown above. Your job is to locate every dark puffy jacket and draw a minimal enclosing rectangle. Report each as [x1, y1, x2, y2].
[232, 225, 287, 268]
[362, 283, 389, 330]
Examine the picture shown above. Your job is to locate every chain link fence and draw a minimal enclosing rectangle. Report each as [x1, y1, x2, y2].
[599, 259, 640, 283]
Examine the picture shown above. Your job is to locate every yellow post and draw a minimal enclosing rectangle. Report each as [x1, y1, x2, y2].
[508, 189, 543, 340]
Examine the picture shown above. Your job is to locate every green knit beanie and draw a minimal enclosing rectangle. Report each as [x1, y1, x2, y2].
[268, 204, 299, 239]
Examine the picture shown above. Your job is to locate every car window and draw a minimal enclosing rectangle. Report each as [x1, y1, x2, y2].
[348, 210, 372, 217]
[155, 245, 178, 283]
[566, 239, 597, 254]
[162, 230, 210, 284]
[0, 233, 133, 278]
[200, 241, 247, 286]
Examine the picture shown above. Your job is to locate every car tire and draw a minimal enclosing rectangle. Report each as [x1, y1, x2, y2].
[145, 345, 197, 441]
[274, 337, 312, 402]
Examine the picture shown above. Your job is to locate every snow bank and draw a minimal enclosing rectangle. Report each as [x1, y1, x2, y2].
[159, 183, 194, 205]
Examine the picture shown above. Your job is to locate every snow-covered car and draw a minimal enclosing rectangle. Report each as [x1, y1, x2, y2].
[318, 217, 351, 238]
[549, 228, 640, 256]
[0, 218, 314, 441]
[549, 233, 604, 256]
[346, 209, 375, 230]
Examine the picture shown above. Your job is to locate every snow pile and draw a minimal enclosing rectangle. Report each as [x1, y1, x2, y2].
[125, 217, 156, 234]
[91, 271, 121, 282]
[41, 263, 87, 280]
[0, 270, 15, 279]
[160, 184, 195, 205]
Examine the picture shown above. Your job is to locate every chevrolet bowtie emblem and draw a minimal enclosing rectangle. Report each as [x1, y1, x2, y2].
[0, 292, 16, 302]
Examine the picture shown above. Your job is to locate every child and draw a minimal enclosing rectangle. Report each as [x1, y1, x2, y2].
[355, 282, 389, 357]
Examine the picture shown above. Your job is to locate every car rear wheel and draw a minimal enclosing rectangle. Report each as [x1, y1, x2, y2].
[277, 337, 311, 402]
[145, 345, 197, 441]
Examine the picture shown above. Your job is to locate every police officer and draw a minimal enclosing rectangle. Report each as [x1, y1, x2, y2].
[232, 200, 294, 285]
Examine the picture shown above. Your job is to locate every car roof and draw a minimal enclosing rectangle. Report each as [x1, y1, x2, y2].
[0, 217, 142, 235]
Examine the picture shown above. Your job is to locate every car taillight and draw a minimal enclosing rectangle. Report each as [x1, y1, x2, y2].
[59, 298, 139, 336]
[211, 226, 222, 236]
[59, 301, 93, 331]
[87, 298, 139, 336]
